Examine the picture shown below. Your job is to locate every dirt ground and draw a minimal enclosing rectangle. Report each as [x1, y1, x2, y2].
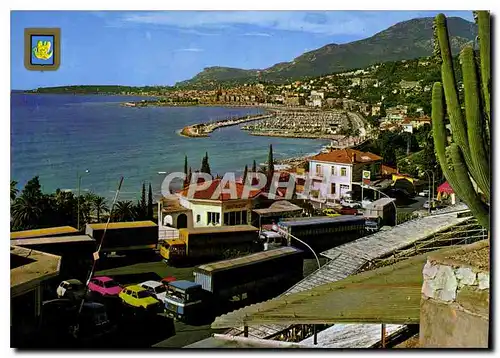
[445, 246, 490, 271]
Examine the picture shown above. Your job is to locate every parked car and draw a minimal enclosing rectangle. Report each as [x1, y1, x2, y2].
[39, 299, 115, 345]
[119, 285, 162, 312]
[57, 279, 86, 300]
[161, 276, 177, 286]
[338, 206, 360, 216]
[322, 208, 341, 217]
[340, 198, 361, 209]
[88, 276, 122, 297]
[140, 280, 168, 303]
[419, 189, 430, 197]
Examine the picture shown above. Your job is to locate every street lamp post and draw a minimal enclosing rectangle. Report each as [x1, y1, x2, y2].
[423, 171, 432, 214]
[77, 169, 90, 231]
[424, 170, 435, 201]
[352, 182, 398, 226]
[272, 223, 321, 271]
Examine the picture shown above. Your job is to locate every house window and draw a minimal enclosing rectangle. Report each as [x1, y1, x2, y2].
[330, 183, 336, 195]
[196, 214, 201, 223]
[340, 167, 347, 176]
[331, 166, 336, 176]
[315, 164, 322, 175]
[223, 211, 247, 226]
[207, 212, 220, 225]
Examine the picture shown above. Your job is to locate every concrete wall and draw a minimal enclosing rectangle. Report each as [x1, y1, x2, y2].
[419, 240, 489, 348]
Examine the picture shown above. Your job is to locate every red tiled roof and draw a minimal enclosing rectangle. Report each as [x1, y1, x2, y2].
[310, 148, 382, 164]
[381, 164, 398, 175]
[413, 116, 431, 122]
[180, 179, 262, 201]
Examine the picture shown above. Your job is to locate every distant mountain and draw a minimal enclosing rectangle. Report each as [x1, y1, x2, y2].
[177, 16, 477, 87]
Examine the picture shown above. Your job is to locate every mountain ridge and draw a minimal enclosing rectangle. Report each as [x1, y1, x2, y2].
[176, 16, 477, 87]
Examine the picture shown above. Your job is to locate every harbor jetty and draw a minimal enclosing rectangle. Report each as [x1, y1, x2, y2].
[180, 113, 274, 138]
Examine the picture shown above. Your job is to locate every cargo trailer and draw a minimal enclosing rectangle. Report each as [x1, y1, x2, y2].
[160, 225, 261, 264]
[85, 221, 158, 255]
[278, 215, 365, 254]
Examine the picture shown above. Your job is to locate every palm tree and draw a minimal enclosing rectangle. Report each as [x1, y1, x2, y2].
[93, 196, 108, 222]
[11, 181, 18, 202]
[11, 176, 45, 230]
[113, 201, 135, 222]
[11, 195, 43, 230]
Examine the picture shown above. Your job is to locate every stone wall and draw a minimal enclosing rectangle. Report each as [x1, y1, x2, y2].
[419, 240, 489, 348]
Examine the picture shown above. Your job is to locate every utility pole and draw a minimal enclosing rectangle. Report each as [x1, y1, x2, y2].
[77, 169, 89, 231]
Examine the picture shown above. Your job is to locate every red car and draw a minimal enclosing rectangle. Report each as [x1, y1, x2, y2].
[161, 276, 176, 285]
[339, 207, 360, 216]
[88, 276, 122, 297]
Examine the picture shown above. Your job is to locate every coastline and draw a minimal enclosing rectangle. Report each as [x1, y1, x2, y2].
[245, 131, 342, 140]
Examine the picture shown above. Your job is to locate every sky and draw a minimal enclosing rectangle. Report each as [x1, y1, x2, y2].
[11, 10, 474, 90]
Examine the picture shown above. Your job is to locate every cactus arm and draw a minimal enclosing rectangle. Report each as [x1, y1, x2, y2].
[476, 11, 490, 122]
[461, 46, 491, 201]
[432, 83, 461, 194]
[449, 144, 490, 230]
[432, 83, 455, 181]
[435, 14, 478, 183]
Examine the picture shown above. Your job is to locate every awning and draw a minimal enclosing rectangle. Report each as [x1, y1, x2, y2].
[211, 250, 435, 329]
[437, 181, 454, 194]
[253, 200, 303, 217]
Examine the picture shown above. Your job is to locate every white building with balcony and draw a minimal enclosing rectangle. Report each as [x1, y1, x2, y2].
[308, 149, 383, 200]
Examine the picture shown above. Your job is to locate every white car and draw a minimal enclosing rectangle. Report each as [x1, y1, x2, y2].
[340, 198, 361, 209]
[140, 280, 167, 303]
[56, 279, 85, 300]
[419, 189, 430, 197]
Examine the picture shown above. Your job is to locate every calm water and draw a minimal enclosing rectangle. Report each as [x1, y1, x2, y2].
[11, 94, 327, 201]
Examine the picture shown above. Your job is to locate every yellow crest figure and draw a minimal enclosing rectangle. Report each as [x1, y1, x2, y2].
[24, 28, 61, 71]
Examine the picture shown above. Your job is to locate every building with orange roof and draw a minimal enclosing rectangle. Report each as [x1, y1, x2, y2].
[308, 149, 383, 200]
[159, 179, 266, 230]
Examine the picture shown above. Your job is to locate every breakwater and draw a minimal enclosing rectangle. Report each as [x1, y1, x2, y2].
[180, 113, 274, 138]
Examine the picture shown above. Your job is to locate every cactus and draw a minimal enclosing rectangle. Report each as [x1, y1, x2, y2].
[431, 12, 490, 230]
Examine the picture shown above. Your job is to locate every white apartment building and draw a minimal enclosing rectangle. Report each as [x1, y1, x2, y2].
[308, 149, 383, 200]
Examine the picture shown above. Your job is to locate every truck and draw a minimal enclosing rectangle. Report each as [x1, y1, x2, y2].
[163, 247, 304, 320]
[278, 216, 366, 254]
[85, 221, 158, 256]
[159, 225, 261, 264]
[162, 280, 205, 323]
[363, 198, 397, 231]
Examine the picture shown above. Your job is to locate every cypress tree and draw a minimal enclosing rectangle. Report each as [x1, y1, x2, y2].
[183, 155, 188, 186]
[267, 144, 275, 182]
[140, 182, 147, 219]
[200, 154, 207, 173]
[147, 183, 153, 220]
[252, 160, 257, 172]
[188, 167, 192, 184]
[205, 152, 211, 176]
[242, 165, 248, 185]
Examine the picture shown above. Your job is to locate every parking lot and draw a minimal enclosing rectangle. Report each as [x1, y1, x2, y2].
[76, 253, 324, 348]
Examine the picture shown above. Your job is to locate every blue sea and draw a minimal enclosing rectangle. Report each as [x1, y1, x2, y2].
[11, 94, 327, 201]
